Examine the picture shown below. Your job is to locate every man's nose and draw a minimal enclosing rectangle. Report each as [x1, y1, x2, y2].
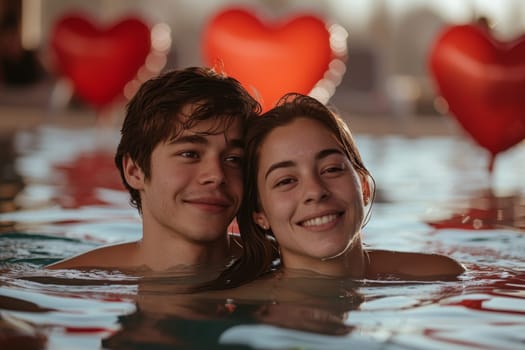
[198, 157, 226, 186]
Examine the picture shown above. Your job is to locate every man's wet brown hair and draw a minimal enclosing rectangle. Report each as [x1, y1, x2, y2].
[115, 67, 261, 213]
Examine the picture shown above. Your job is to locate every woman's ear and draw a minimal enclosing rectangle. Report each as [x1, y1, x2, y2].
[360, 173, 372, 206]
[123, 154, 145, 190]
[253, 212, 270, 230]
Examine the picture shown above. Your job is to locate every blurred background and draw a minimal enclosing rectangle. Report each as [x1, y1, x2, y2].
[1, 0, 525, 133]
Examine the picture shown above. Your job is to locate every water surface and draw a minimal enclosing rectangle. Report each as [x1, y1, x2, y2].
[0, 126, 523, 350]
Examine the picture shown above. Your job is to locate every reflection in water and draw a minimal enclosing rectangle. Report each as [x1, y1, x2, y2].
[0, 313, 47, 350]
[52, 150, 125, 209]
[102, 299, 257, 349]
[104, 274, 365, 349]
[427, 188, 525, 230]
[0, 127, 523, 349]
[103, 303, 355, 349]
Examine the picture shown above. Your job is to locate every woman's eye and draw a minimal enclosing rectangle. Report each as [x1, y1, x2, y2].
[322, 164, 345, 174]
[275, 177, 295, 188]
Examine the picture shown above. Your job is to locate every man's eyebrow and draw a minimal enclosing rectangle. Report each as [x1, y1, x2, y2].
[264, 148, 344, 180]
[228, 138, 244, 149]
[166, 134, 244, 148]
[167, 134, 208, 145]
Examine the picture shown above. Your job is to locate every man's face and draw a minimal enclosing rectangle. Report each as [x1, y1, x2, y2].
[133, 116, 244, 244]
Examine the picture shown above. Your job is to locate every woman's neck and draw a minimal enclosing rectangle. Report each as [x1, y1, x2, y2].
[281, 236, 369, 278]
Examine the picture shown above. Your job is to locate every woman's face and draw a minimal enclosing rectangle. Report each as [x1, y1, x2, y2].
[253, 117, 366, 271]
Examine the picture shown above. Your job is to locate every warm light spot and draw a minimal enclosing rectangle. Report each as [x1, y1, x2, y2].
[434, 96, 450, 114]
[329, 23, 348, 55]
[21, 0, 42, 49]
[151, 22, 172, 52]
[144, 52, 167, 73]
[124, 79, 141, 100]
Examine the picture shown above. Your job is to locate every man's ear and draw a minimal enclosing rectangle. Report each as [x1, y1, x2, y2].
[123, 154, 145, 190]
[253, 212, 270, 230]
[360, 173, 372, 206]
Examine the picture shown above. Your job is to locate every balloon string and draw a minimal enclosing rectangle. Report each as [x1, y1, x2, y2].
[488, 153, 496, 174]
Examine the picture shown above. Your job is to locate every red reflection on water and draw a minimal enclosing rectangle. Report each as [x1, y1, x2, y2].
[427, 190, 525, 230]
[53, 151, 125, 208]
[424, 270, 525, 349]
[65, 326, 114, 334]
[445, 270, 525, 312]
[447, 297, 524, 315]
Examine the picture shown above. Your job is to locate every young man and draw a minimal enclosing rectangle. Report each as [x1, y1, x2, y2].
[47, 67, 260, 272]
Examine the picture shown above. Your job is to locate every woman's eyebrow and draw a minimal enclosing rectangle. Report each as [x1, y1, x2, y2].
[317, 148, 344, 160]
[264, 160, 295, 180]
[264, 148, 344, 180]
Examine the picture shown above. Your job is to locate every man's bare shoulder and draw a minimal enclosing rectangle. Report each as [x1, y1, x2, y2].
[367, 249, 466, 280]
[45, 241, 140, 270]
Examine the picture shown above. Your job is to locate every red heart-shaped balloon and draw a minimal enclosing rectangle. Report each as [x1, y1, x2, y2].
[202, 8, 335, 111]
[51, 14, 151, 109]
[429, 24, 525, 159]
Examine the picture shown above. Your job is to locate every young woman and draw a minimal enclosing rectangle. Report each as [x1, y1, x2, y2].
[212, 93, 465, 290]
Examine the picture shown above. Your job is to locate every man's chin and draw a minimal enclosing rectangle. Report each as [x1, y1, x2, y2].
[188, 228, 229, 242]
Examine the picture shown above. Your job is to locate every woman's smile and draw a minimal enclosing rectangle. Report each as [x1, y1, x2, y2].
[297, 211, 344, 231]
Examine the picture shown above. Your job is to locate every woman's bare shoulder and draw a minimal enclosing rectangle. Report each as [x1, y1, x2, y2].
[367, 249, 466, 280]
[45, 241, 139, 270]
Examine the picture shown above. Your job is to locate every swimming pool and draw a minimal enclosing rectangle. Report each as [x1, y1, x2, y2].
[1, 125, 523, 350]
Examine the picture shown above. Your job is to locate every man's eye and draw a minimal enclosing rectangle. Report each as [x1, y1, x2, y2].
[179, 151, 199, 159]
[225, 155, 243, 167]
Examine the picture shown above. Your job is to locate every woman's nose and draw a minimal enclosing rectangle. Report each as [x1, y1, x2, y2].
[303, 176, 330, 204]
